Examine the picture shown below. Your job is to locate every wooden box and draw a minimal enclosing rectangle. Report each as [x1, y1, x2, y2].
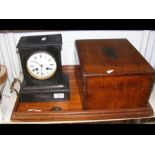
[75, 39, 155, 114]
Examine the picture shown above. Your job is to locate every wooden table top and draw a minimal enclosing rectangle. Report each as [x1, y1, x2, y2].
[11, 65, 153, 122]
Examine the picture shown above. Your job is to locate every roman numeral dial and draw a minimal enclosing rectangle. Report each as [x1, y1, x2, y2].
[26, 51, 57, 80]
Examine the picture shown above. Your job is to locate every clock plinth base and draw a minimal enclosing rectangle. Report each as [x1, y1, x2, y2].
[19, 73, 70, 102]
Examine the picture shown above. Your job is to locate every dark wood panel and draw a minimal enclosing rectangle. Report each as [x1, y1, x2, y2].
[75, 39, 155, 76]
[86, 75, 154, 110]
[76, 39, 155, 111]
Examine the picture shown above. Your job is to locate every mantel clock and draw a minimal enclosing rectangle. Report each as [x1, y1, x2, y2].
[17, 34, 70, 102]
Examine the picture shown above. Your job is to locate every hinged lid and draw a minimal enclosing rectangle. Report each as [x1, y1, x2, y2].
[76, 39, 155, 77]
[17, 34, 62, 48]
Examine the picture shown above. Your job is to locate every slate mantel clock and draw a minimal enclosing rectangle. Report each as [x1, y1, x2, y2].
[17, 34, 70, 102]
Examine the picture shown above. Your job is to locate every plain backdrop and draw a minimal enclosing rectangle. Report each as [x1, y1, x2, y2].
[0, 135, 154, 155]
[0, 0, 154, 19]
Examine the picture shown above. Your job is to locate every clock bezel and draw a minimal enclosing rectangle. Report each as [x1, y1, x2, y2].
[26, 51, 57, 80]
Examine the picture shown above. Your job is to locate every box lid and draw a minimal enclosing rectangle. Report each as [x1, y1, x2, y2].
[75, 39, 155, 77]
[17, 34, 62, 48]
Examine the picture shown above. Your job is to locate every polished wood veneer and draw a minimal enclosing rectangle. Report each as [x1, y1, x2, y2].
[76, 39, 155, 111]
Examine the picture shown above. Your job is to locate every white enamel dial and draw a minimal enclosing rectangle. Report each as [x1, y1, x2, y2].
[26, 51, 57, 80]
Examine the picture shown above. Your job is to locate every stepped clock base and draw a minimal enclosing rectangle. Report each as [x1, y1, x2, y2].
[19, 73, 70, 102]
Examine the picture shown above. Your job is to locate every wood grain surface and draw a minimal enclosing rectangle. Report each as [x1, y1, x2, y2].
[76, 39, 155, 110]
[75, 39, 155, 76]
[11, 66, 154, 122]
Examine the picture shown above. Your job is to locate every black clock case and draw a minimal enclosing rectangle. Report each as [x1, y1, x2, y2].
[17, 34, 70, 102]
[19, 73, 70, 102]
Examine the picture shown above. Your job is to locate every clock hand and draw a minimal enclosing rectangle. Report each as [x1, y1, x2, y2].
[31, 61, 41, 66]
[40, 64, 43, 76]
[32, 68, 39, 72]
[46, 67, 52, 70]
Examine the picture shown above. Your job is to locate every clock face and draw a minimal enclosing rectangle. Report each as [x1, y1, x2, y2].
[26, 51, 57, 80]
